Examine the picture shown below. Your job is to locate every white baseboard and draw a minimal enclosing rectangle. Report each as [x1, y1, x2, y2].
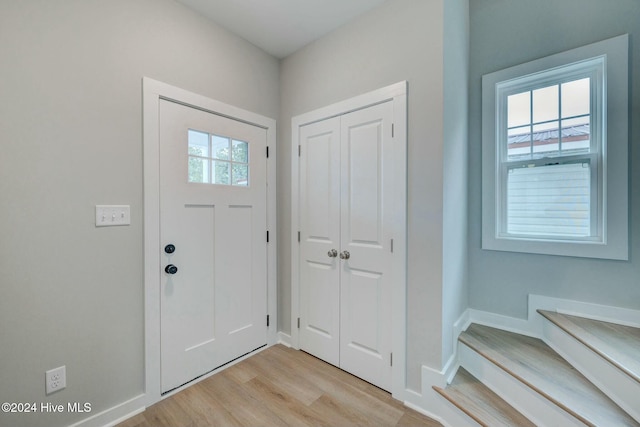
[467, 308, 536, 337]
[277, 331, 292, 347]
[529, 294, 640, 328]
[68, 394, 146, 427]
[404, 393, 449, 426]
[460, 295, 640, 343]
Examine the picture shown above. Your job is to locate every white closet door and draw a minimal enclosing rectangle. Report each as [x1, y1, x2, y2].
[339, 101, 394, 391]
[298, 117, 342, 366]
[298, 101, 394, 391]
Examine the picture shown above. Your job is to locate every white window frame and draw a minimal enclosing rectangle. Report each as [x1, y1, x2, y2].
[482, 35, 628, 260]
[498, 58, 603, 241]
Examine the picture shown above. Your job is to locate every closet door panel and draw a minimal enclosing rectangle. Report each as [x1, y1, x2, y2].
[298, 117, 341, 366]
[339, 101, 394, 391]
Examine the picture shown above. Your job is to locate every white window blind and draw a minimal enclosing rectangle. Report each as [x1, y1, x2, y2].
[506, 162, 590, 237]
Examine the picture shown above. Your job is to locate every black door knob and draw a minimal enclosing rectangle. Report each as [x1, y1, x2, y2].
[165, 264, 178, 275]
[164, 244, 176, 254]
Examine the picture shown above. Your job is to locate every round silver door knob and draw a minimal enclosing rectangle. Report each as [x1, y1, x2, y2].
[165, 264, 178, 275]
[328, 249, 338, 258]
[339, 250, 350, 260]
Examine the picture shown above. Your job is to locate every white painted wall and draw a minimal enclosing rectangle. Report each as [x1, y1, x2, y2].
[468, 0, 640, 317]
[279, 0, 449, 391]
[0, 1, 278, 426]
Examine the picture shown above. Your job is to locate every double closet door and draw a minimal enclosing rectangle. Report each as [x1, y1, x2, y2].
[298, 101, 394, 391]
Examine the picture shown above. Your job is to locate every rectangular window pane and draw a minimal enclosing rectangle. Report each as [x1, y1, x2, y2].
[533, 85, 559, 123]
[561, 78, 590, 118]
[188, 131, 251, 187]
[212, 135, 230, 160]
[507, 126, 532, 160]
[561, 116, 590, 154]
[232, 164, 249, 186]
[188, 130, 209, 157]
[532, 121, 559, 156]
[507, 162, 590, 237]
[212, 160, 230, 185]
[232, 139, 248, 163]
[188, 156, 209, 183]
[508, 91, 531, 128]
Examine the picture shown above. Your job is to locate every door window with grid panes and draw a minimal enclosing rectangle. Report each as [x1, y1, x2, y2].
[188, 129, 249, 186]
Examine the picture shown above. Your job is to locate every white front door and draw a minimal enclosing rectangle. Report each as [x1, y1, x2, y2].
[159, 99, 267, 393]
[298, 101, 394, 391]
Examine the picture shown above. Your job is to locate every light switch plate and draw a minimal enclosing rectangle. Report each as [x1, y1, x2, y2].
[96, 205, 131, 227]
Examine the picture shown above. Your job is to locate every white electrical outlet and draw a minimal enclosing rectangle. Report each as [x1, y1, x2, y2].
[45, 366, 66, 395]
[95, 205, 131, 227]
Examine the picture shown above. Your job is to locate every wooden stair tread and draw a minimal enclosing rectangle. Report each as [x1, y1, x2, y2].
[460, 324, 639, 427]
[539, 309, 640, 383]
[434, 368, 535, 427]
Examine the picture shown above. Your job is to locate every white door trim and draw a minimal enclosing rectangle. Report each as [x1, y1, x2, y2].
[290, 81, 407, 399]
[143, 77, 277, 406]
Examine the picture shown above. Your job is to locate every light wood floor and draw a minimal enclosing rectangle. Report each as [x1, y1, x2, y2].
[118, 345, 442, 427]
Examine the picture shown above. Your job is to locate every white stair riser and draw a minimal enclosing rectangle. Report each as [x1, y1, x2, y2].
[459, 342, 583, 427]
[432, 392, 482, 427]
[542, 320, 640, 423]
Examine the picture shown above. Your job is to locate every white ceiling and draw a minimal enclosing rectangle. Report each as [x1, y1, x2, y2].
[175, 0, 388, 58]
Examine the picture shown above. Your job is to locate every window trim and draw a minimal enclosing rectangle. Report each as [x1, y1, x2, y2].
[482, 34, 628, 260]
[496, 58, 603, 242]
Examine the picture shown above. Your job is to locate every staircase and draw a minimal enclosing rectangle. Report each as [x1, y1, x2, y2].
[434, 310, 640, 426]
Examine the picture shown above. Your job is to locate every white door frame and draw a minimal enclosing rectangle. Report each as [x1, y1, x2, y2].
[142, 77, 277, 406]
[290, 81, 407, 399]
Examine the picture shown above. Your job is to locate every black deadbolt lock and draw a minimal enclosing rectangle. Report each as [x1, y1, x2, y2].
[165, 264, 178, 275]
[164, 244, 176, 254]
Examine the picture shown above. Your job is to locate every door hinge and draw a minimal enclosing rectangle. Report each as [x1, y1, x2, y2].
[297, 317, 301, 329]
[391, 238, 394, 253]
[298, 145, 301, 156]
[267, 230, 270, 243]
[298, 231, 301, 242]
[267, 314, 270, 327]
[390, 353, 393, 367]
[392, 123, 394, 138]
[266, 146, 269, 158]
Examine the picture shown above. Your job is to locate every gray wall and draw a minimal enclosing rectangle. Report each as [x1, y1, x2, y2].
[442, 0, 469, 366]
[0, 1, 278, 426]
[279, 0, 450, 391]
[468, 0, 640, 317]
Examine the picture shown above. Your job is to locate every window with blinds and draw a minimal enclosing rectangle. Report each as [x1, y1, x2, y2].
[495, 57, 603, 242]
[481, 35, 629, 259]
